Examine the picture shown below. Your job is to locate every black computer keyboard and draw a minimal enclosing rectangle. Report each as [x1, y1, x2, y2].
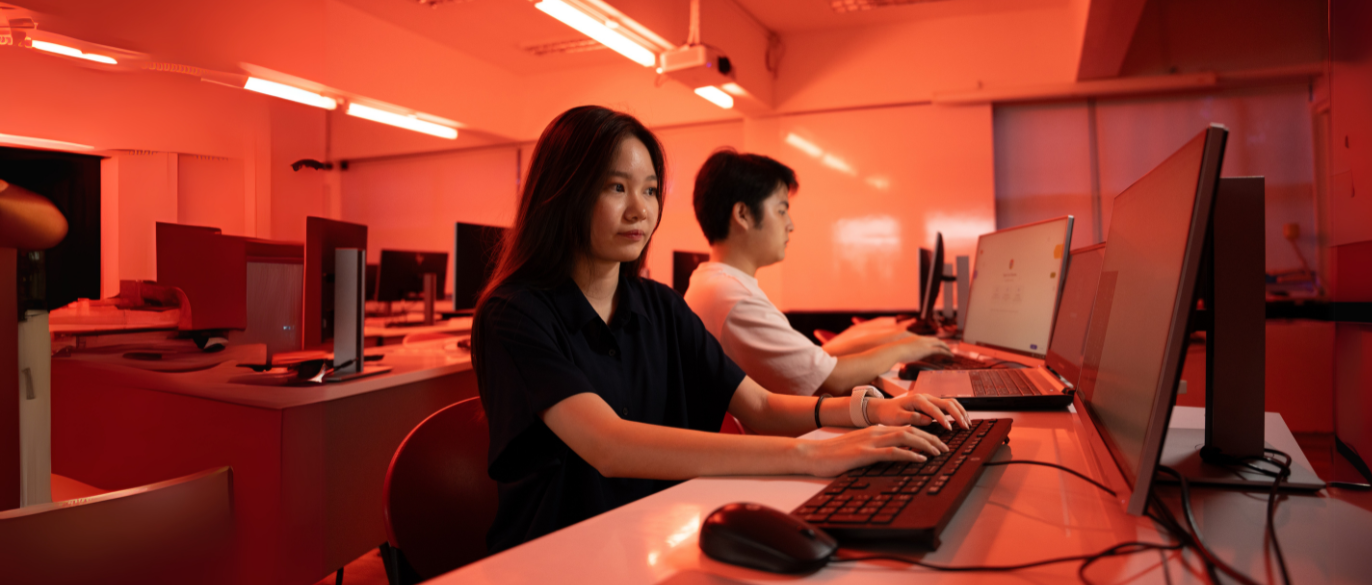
[969, 369, 1040, 397]
[789, 418, 1012, 549]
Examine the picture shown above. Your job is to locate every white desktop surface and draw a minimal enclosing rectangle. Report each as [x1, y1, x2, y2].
[434, 375, 1372, 584]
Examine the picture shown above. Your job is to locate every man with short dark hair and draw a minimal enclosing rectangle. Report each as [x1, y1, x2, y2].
[684, 149, 949, 396]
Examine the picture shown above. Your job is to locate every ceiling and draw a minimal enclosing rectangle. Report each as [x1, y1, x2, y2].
[336, 0, 1071, 76]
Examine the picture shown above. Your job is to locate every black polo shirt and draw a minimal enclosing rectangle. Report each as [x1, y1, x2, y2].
[473, 272, 745, 554]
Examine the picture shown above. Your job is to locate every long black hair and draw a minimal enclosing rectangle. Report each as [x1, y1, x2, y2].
[476, 106, 666, 314]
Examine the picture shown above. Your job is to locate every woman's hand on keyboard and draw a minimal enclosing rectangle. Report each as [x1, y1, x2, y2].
[894, 335, 952, 363]
[799, 425, 949, 477]
[870, 393, 970, 431]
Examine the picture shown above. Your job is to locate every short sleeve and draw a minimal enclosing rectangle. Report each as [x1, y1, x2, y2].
[663, 287, 745, 430]
[718, 294, 837, 396]
[474, 293, 600, 476]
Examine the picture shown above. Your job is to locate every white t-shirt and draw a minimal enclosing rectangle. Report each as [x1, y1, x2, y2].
[684, 262, 837, 396]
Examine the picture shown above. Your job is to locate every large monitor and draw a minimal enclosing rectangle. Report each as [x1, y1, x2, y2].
[377, 249, 449, 303]
[909, 232, 944, 335]
[960, 216, 1074, 358]
[304, 217, 368, 349]
[1076, 126, 1226, 515]
[453, 223, 507, 313]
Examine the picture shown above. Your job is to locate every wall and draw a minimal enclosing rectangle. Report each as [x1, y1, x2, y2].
[995, 85, 1321, 274]
[338, 146, 521, 295]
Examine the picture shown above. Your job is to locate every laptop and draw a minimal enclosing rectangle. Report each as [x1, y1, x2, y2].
[901, 216, 1074, 374]
[911, 242, 1105, 410]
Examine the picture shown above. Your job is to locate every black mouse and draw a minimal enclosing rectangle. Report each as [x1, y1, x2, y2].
[699, 502, 837, 574]
[898, 361, 935, 380]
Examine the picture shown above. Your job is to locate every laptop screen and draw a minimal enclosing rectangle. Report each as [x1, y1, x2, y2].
[960, 216, 1073, 358]
[1044, 243, 1106, 387]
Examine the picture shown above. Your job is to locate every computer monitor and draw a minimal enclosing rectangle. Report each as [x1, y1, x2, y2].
[1076, 126, 1226, 515]
[960, 216, 1073, 358]
[1043, 242, 1106, 389]
[453, 222, 507, 313]
[304, 217, 368, 349]
[376, 249, 449, 303]
[918, 233, 944, 324]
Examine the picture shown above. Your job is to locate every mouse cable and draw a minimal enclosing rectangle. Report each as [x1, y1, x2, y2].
[833, 540, 1182, 585]
[983, 460, 1117, 496]
[1156, 466, 1263, 585]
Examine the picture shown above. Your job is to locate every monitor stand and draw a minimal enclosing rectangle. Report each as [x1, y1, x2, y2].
[1159, 177, 1324, 491]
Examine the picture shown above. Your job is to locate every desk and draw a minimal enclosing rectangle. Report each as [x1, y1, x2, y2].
[433, 374, 1372, 584]
[50, 342, 475, 585]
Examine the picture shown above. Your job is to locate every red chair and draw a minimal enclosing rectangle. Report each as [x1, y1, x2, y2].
[382, 397, 498, 584]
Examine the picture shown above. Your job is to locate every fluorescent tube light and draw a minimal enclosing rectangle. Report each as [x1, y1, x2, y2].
[31, 40, 117, 65]
[821, 153, 856, 175]
[346, 103, 458, 140]
[0, 133, 94, 151]
[694, 86, 734, 109]
[784, 133, 823, 158]
[534, 0, 657, 67]
[244, 77, 337, 110]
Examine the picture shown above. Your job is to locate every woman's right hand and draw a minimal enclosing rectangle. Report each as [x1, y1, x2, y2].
[796, 425, 950, 478]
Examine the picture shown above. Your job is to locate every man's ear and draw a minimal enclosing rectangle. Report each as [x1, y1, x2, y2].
[732, 201, 755, 231]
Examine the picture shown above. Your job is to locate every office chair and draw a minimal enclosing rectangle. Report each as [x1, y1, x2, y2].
[382, 397, 498, 584]
[0, 466, 235, 585]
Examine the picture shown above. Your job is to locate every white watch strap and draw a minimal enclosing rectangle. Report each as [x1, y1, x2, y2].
[849, 386, 881, 427]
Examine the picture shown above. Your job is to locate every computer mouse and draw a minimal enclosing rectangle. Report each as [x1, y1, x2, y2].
[699, 502, 837, 574]
[898, 361, 934, 380]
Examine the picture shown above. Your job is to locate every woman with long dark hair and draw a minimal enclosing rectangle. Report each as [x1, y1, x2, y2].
[472, 106, 969, 553]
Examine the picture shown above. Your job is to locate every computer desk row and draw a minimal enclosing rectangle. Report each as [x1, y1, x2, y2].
[433, 368, 1372, 584]
[50, 339, 477, 585]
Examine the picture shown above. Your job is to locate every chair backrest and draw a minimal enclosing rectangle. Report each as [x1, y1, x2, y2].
[383, 396, 498, 578]
[0, 466, 235, 585]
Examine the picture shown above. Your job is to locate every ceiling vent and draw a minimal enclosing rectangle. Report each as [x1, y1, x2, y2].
[830, 0, 949, 13]
[520, 38, 607, 56]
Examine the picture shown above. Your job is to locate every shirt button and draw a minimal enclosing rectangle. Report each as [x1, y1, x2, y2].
[608, 348, 617, 357]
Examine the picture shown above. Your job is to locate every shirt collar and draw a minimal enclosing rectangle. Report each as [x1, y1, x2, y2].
[551, 269, 649, 331]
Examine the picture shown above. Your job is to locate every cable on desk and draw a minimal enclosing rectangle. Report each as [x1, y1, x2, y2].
[833, 540, 1182, 585]
[1156, 466, 1262, 585]
[983, 460, 1117, 496]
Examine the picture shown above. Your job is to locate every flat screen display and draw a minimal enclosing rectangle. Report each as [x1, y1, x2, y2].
[961, 217, 1073, 357]
[1077, 126, 1226, 515]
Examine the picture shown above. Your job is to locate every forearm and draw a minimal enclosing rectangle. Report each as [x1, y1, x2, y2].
[731, 387, 859, 436]
[591, 420, 808, 479]
[819, 343, 906, 394]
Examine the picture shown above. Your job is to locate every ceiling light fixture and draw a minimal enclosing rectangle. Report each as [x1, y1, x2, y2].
[693, 86, 734, 109]
[533, 0, 665, 67]
[243, 77, 337, 110]
[0, 132, 94, 151]
[30, 40, 117, 65]
[346, 103, 458, 139]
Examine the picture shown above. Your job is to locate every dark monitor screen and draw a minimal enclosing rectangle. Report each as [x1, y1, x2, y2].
[1076, 126, 1227, 515]
[304, 217, 368, 348]
[918, 233, 944, 322]
[377, 249, 449, 303]
[672, 251, 710, 297]
[453, 223, 508, 312]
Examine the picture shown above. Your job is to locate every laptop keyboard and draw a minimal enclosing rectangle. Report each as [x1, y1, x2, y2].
[969, 369, 1040, 396]
[790, 419, 1012, 548]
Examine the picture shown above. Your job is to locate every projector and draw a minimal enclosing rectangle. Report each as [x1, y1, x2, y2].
[660, 45, 734, 88]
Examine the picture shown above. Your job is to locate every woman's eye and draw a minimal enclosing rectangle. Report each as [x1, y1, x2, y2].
[610, 183, 625, 192]
[646, 187, 658, 197]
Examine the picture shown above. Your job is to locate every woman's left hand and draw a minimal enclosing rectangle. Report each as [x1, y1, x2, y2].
[868, 393, 970, 430]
